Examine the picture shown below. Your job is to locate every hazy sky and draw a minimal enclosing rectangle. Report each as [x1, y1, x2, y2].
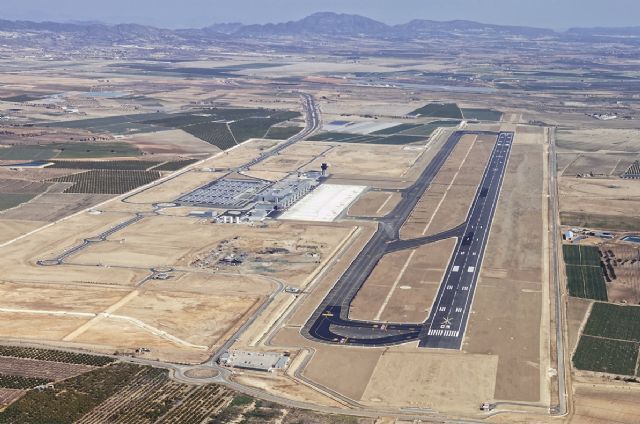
[3, 0, 636, 30]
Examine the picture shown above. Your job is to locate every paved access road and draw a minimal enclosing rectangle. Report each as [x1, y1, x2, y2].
[303, 131, 514, 349]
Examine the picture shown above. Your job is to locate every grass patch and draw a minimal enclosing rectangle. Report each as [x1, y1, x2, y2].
[573, 335, 638, 375]
[461, 108, 502, 121]
[0, 193, 36, 211]
[408, 103, 463, 119]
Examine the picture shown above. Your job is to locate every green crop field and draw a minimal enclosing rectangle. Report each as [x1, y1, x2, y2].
[584, 303, 640, 342]
[399, 120, 461, 136]
[461, 108, 503, 121]
[563, 244, 607, 300]
[0, 146, 58, 161]
[0, 194, 36, 211]
[572, 303, 640, 375]
[371, 123, 422, 135]
[49, 170, 160, 194]
[182, 122, 237, 150]
[265, 126, 303, 140]
[408, 103, 463, 119]
[49, 160, 161, 170]
[152, 159, 199, 171]
[0, 346, 114, 366]
[0, 374, 51, 390]
[563, 244, 601, 266]
[573, 335, 639, 375]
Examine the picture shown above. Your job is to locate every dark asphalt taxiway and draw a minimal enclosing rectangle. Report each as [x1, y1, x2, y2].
[302, 131, 513, 349]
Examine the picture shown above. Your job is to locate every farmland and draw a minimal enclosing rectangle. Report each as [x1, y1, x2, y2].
[573, 303, 640, 375]
[573, 335, 639, 375]
[0, 194, 36, 211]
[563, 244, 608, 300]
[0, 346, 114, 366]
[309, 132, 427, 145]
[152, 159, 199, 171]
[265, 126, 303, 140]
[49, 160, 161, 170]
[182, 122, 237, 150]
[460, 108, 503, 121]
[0, 375, 50, 390]
[48, 170, 161, 194]
[407, 102, 463, 119]
[0, 357, 94, 380]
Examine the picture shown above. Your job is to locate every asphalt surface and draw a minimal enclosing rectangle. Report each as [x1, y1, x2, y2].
[302, 131, 514, 349]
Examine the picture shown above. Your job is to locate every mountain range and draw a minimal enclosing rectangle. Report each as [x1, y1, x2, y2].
[0, 12, 639, 46]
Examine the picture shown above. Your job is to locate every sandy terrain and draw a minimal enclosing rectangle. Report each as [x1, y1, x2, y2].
[350, 238, 455, 323]
[347, 191, 401, 217]
[464, 128, 546, 403]
[126, 129, 221, 155]
[361, 350, 498, 415]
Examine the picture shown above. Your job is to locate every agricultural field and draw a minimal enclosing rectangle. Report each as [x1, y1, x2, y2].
[0, 361, 371, 424]
[371, 123, 422, 135]
[573, 303, 640, 375]
[48, 160, 162, 171]
[48, 170, 161, 194]
[600, 243, 640, 303]
[0, 143, 142, 160]
[573, 336, 639, 376]
[265, 125, 303, 140]
[407, 102, 463, 119]
[0, 346, 114, 366]
[181, 122, 237, 150]
[309, 132, 426, 145]
[398, 120, 461, 136]
[0, 375, 50, 390]
[563, 244, 608, 300]
[460, 108, 502, 121]
[152, 159, 199, 171]
[0, 193, 36, 211]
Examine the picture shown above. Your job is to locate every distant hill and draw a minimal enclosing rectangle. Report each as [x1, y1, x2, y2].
[0, 12, 637, 47]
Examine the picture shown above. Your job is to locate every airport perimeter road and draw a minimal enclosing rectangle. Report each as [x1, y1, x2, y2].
[238, 93, 320, 170]
[302, 131, 514, 349]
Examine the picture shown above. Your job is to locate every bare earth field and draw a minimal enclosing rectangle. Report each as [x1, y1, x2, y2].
[347, 190, 401, 217]
[464, 127, 547, 403]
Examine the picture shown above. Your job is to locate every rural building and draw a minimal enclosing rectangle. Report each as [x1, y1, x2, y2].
[218, 350, 289, 372]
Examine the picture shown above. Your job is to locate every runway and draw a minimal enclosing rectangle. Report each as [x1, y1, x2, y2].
[302, 131, 513, 349]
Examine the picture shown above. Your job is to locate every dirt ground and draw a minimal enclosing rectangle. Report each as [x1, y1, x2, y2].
[463, 127, 547, 403]
[566, 298, 591, 353]
[126, 129, 221, 155]
[361, 350, 498, 415]
[400, 133, 493, 239]
[570, 383, 640, 423]
[347, 191, 400, 217]
[350, 238, 455, 323]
